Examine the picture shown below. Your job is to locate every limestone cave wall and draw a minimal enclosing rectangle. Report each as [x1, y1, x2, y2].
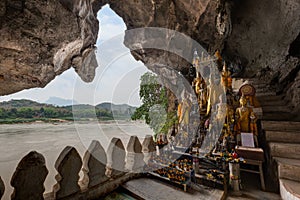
[0, 0, 299, 112]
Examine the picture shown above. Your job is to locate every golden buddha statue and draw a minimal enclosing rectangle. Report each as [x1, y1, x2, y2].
[206, 75, 225, 115]
[215, 50, 223, 69]
[235, 94, 253, 144]
[199, 82, 208, 111]
[192, 76, 202, 95]
[226, 106, 235, 126]
[179, 98, 191, 125]
[193, 75, 208, 111]
[221, 62, 232, 92]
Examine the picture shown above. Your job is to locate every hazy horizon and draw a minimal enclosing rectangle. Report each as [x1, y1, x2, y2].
[0, 97, 139, 107]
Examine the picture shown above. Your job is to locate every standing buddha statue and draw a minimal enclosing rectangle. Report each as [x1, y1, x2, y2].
[192, 49, 200, 72]
[192, 76, 208, 111]
[192, 76, 202, 96]
[214, 50, 223, 69]
[221, 62, 232, 92]
[235, 94, 254, 145]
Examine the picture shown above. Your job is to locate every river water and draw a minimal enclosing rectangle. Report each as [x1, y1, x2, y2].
[0, 121, 154, 200]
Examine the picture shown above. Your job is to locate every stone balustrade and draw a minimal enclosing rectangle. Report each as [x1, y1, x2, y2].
[0, 135, 156, 200]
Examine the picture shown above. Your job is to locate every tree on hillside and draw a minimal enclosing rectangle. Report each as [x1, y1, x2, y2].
[18, 108, 34, 118]
[131, 72, 177, 137]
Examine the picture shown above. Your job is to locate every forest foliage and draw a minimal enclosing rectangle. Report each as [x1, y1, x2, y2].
[0, 99, 135, 123]
[131, 72, 178, 136]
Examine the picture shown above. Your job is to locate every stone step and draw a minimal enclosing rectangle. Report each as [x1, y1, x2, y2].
[262, 113, 299, 121]
[275, 157, 300, 182]
[247, 79, 269, 85]
[257, 95, 285, 102]
[280, 179, 300, 200]
[252, 83, 270, 88]
[256, 90, 274, 96]
[262, 105, 291, 113]
[262, 121, 300, 131]
[266, 131, 300, 143]
[269, 142, 300, 160]
[256, 92, 277, 97]
[259, 99, 286, 106]
[255, 87, 275, 93]
[248, 84, 272, 90]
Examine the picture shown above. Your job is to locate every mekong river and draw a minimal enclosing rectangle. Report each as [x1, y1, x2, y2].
[0, 121, 153, 200]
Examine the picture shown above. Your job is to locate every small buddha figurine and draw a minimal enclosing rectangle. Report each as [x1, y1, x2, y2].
[192, 49, 200, 71]
[221, 62, 232, 92]
[192, 76, 202, 95]
[214, 50, 223, 69]
[193, 76, 207, 112]
[199, 82, 208, 111]
[235, 94, 253, 144]
[179, 94, 192, 126]
[226, 106, 235, 126]
[216, 94, 227, 121]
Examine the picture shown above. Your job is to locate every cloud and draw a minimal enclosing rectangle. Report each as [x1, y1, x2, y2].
[96, 5, 127, 43]
[0, 69, 77, 103]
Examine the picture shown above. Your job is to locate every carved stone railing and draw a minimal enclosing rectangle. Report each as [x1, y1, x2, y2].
[0, 135, 155, 200]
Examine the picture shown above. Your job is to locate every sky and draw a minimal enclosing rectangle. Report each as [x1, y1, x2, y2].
[0, 5, 149, 107]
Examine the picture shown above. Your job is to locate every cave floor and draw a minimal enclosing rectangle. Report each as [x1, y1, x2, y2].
[122, 177, 224, 200]
[118, 171, 281, 200]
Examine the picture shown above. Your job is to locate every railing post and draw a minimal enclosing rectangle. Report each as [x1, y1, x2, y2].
[10, 151, 48, 200]
[82, 140, 109, 188]
[0, 176, 5, 200]
[126, 136, 145, 172]
[106, 138, 126, 178]
[142, 135, 156, 166]
[52, 146, 82, 199]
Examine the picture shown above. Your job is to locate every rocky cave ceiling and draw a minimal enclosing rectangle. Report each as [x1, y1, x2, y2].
[0, 0, 299, 109]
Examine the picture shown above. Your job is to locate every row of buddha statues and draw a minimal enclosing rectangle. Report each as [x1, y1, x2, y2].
[175, 50, 261, 152]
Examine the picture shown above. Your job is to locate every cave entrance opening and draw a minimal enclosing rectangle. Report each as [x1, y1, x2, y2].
[0, 5, 156, 200]
[0, 4, 148, 108]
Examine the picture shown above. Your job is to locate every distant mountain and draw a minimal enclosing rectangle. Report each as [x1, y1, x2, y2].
[45, 97, 78, 106]
[0, 99, 48, 108]
[96, 102, 136, 115]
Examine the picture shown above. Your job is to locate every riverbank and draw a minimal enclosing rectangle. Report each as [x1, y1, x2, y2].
[0, 117, 130, 124]
[0, 117, 73, 124]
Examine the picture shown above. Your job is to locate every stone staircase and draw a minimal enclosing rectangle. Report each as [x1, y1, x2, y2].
[246, 78, 298, 121]
[262, 121, 300, 200]
[245, 78, 300, 199]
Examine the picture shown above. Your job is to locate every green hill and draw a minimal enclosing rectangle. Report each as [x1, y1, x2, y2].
[0, 99, 49, 108]
[0, 99, 136, 123]
[96, 102, 136, 115]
